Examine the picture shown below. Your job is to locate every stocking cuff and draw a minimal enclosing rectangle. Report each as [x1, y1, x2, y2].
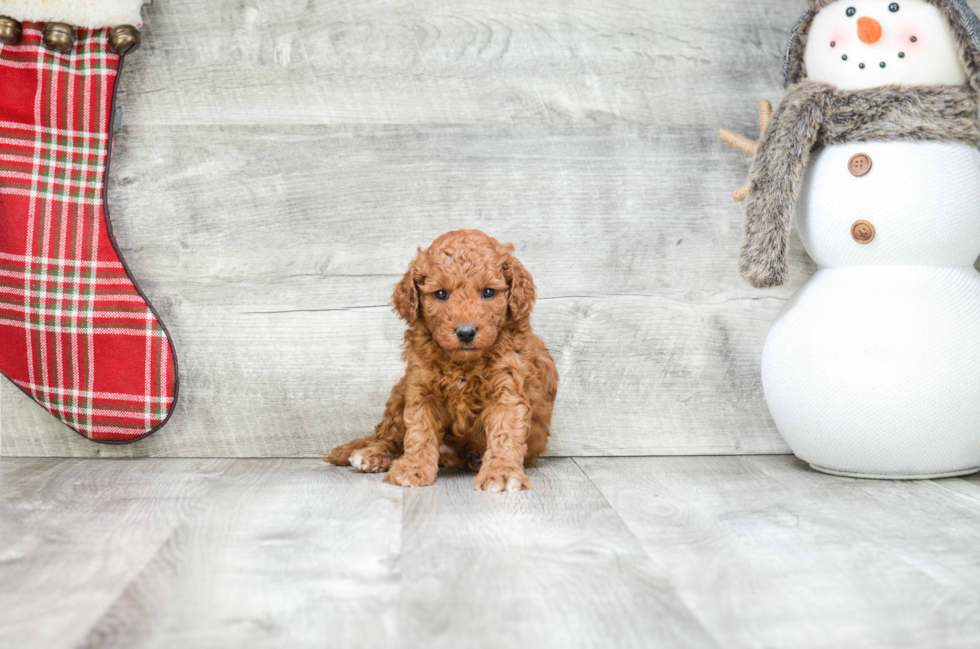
[0, 0, 147, 29]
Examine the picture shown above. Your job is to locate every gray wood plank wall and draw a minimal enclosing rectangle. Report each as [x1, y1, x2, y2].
[3, 0, 977, 457]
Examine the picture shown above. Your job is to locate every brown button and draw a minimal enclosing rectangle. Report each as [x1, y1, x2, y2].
[848, 153, 872, 177]
[851, 220, 875, 244]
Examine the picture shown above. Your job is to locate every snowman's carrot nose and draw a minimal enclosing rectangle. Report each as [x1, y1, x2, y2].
[858, 16, 883, 44]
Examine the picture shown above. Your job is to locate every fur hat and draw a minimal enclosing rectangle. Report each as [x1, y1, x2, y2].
[783, 0, 980, 91]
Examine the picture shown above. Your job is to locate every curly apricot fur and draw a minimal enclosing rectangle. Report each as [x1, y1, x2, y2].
[325, 230, 559, 492]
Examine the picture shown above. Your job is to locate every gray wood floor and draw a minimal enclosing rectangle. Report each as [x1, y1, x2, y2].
[2, 456, 979, 649]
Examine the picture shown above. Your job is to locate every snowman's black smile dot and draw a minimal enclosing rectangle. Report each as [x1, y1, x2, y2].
[911, 36, 918, 42]
[899, 52, 905, 58]
[831, 41, 836, 47]
[859, 63, 866, 69]
[842, 54, 849, 61]
[880, 62, 887, 68]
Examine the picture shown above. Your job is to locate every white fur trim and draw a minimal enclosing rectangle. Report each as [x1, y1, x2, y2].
[0, 0, 146, 29]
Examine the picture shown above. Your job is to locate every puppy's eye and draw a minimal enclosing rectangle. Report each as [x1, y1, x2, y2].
[482, 288, 496, 299]
[846, 6, 856, 16]
[434, 290, 449, 301]
[889, 3, 899, 11]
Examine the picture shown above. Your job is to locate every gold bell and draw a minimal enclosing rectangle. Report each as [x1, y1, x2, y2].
[0, 16, 22, 45]
[108, 25, 140, 56]
[43, 22, 76, 53]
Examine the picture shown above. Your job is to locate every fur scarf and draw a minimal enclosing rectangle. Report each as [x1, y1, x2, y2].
[740, 82, 980, 288]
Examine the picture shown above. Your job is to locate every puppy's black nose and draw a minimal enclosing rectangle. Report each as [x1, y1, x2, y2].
[455, 324, 477, 344]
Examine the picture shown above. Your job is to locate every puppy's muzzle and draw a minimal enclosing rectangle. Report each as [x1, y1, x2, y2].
[455, 324, 477, 344]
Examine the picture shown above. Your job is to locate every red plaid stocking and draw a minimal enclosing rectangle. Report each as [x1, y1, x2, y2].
[0, 24, 178, 443]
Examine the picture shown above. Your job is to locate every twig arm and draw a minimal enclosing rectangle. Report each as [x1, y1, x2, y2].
[719, 100, 772, 201]
[759, 100, 772, 133]
[733, 182, 751, 202]
[718, 128, 759, 156]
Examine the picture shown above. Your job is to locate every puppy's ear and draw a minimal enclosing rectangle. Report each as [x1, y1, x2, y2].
[393, 248, 425, 325]
[504, 253, 536, 322]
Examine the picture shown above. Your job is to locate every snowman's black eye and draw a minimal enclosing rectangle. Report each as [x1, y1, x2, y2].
[846, 7, 857, 16]
[889, 3, 900, 11]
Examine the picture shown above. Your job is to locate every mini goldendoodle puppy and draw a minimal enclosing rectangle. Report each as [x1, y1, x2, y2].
[325, 230, 558, 492]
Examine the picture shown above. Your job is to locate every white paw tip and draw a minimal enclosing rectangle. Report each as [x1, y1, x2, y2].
[350, 453, 364, 471]
[487, 482, 503, 493]
[506, 477, 523, 492]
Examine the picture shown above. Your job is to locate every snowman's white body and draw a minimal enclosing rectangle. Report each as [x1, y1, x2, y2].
[756, 0, 980, 478]
[762, 141, 980, 477]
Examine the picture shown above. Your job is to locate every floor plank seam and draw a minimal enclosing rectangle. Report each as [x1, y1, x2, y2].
[926, 479, 980, 507]
[71, 459, 238, 645]
[570, 458, 730, 649]
[569, 457, 656, 553]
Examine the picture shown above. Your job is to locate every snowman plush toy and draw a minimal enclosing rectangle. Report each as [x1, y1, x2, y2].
[722, 0, 980, 478]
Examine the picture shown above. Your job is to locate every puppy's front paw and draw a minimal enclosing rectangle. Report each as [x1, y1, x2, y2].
[473, 464, 531, 492]
[383, 458, 437, 488]
[324, 440, 366, 466]
[350, 446, 393, 473]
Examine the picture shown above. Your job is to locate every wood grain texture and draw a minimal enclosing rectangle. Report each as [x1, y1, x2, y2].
[577, 456, 980, 649]
[119, 0, 801, 127]
[399, 457, 716, 648]
[4, 457, 979, 648]
[0, 123, 798, 457]
[3, 0, 977, 456]
[0, 457, 717, 649]
[0, 458, 231, 649]
[73, 459, 402, 649]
